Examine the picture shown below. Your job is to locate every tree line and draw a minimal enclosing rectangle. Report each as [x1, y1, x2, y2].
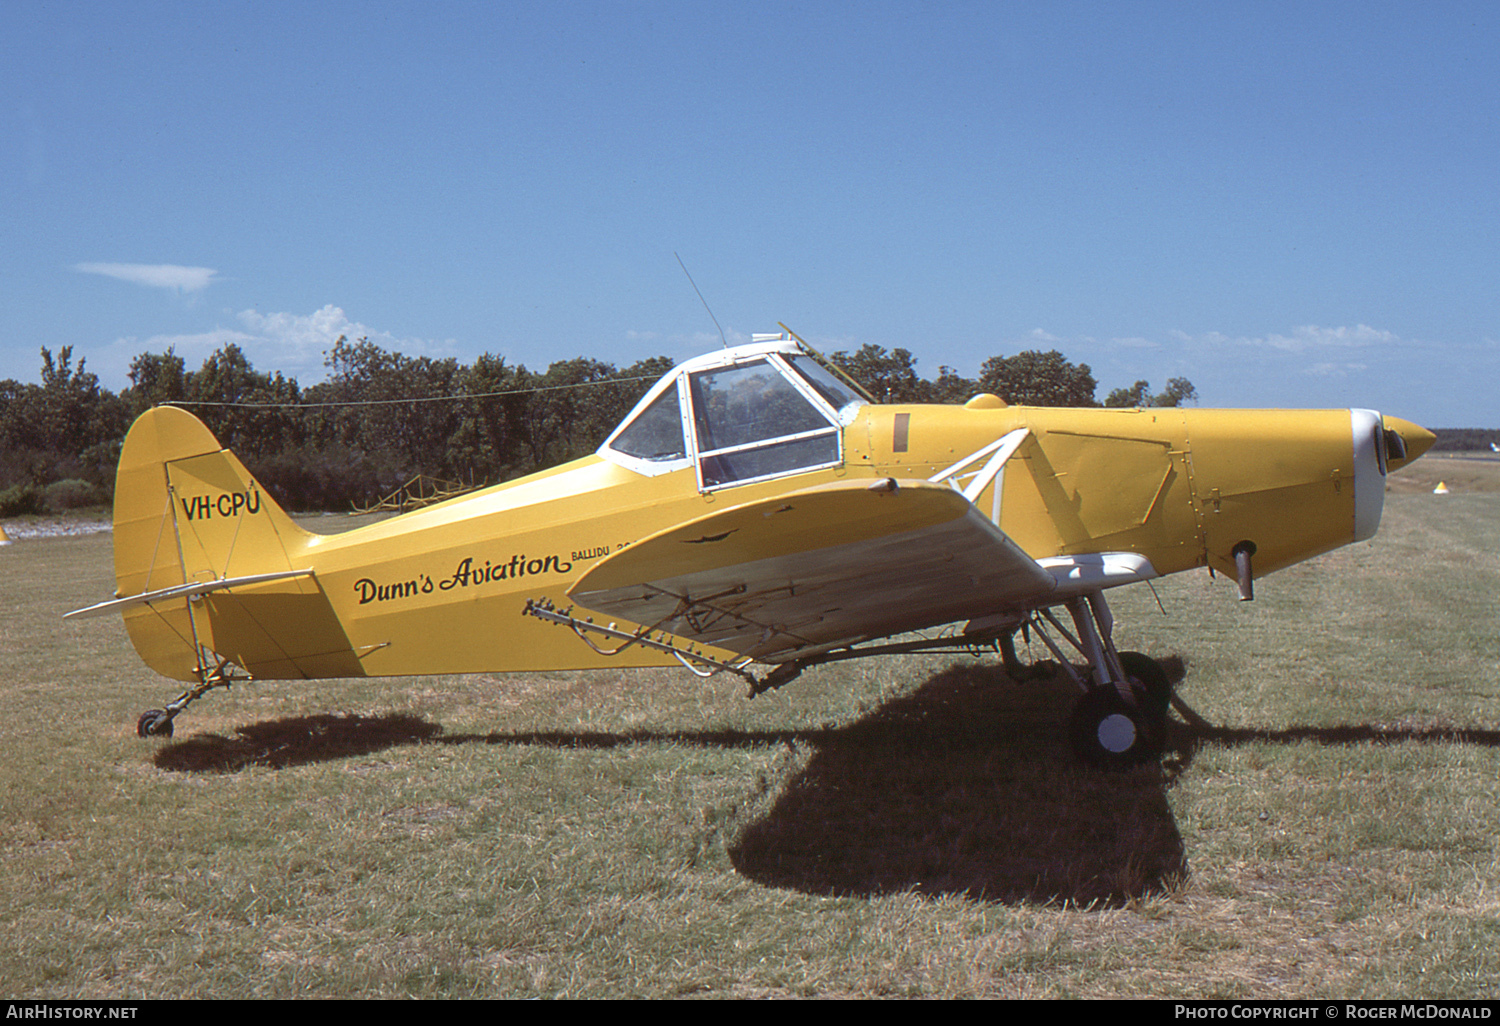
[1431, 428, 1500, 452]
[0, 338, 1199, 515]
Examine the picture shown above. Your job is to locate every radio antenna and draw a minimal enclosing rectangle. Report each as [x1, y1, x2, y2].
[675, 252, 729, 349]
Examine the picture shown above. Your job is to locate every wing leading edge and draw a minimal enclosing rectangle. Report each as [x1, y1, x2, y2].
[567, 478, 1057, 662]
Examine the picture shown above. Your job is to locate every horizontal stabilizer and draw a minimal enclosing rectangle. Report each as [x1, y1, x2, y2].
[64, 568, 316, 620]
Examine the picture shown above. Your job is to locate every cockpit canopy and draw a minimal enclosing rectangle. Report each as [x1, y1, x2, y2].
[600, 336, 867, 491]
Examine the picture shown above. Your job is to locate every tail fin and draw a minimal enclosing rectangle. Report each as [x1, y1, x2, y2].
[111, 406, 320, 680]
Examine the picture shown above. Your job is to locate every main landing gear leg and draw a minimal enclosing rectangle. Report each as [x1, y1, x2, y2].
[1028, 593, 1171, 769]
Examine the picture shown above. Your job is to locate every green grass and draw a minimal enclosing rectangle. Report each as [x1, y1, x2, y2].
[1, 486, 1497, 998]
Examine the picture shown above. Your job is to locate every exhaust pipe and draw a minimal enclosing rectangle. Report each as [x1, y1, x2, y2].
[1233, 541, 1256, 601]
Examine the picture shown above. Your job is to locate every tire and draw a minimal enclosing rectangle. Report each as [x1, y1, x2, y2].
[1068, 685, 1161, 769]
[137, 709, 174, 738]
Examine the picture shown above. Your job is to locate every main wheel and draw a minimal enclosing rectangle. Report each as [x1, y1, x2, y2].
[1068, 685, 1161, 769]
[137, 709, 174, 738]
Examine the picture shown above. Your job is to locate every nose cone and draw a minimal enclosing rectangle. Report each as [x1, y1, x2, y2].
[1384, 416, 1436, 471]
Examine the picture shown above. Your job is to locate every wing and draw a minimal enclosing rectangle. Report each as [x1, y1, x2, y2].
[567, 478, 1056, 662]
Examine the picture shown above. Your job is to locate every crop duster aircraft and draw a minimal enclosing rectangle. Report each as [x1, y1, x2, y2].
[68, 332, 1434, 767]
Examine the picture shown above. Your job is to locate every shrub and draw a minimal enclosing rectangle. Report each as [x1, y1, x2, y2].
[42, 478, 103, 512]
[0, 484, 43, 517]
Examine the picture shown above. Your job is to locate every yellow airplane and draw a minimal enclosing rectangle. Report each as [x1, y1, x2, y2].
[67, 331, 1434, 767]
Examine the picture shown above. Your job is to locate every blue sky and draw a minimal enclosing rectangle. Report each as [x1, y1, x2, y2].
[4, 1, 1496, 426]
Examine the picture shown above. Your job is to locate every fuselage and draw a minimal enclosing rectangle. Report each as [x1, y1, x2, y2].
[110, 339, 1434, 682]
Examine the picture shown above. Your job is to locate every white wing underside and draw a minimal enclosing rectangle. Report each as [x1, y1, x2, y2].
[569, 480, 1059, 662]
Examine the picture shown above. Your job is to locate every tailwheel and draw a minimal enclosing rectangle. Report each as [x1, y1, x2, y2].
[1068, 684, 1162, 769]
[134, 651, 246, 740]
[137, 709, 175, 738]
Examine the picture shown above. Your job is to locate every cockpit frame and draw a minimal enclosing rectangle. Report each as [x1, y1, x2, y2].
[598, 339, 866, 493]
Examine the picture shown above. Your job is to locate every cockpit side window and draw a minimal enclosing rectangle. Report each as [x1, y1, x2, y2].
[609, 379, 686, 463]
[688, 358, 841, 489]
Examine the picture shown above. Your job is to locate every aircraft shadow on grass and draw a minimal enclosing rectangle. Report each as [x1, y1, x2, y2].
[152, 712, 444, 773]
[151, 658, 1500, 907]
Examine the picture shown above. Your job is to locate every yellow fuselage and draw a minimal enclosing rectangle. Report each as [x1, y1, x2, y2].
[112, 394, 1430, 683]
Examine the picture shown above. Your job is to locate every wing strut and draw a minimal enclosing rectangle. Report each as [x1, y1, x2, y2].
[928, 428, 1029, 522]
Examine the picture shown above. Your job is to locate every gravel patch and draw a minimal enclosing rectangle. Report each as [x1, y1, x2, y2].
[1, 516, 113, 539]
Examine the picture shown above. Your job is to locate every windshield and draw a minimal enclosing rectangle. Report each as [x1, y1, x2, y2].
[785, 354, 866, 422]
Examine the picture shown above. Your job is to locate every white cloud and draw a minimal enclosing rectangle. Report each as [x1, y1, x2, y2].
[233, 305, 462, 380]
[1182, 324, 1404, 353]
[75, 262, 220, 293]
[236, 305, 375, 374]
[1263, 324, 1399, 352]
[85, 305, 456, 390]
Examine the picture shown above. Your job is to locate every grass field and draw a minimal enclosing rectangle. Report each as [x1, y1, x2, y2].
[2, 466, 1497, 998]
